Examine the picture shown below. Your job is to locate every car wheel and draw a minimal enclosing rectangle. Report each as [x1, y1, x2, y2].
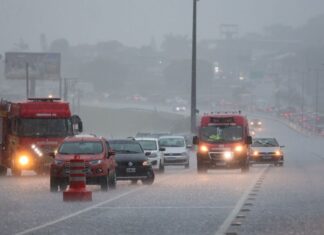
[159, 161, 165, 173]
[50, 176, 59, 192]
[100, 175, 109, 191]
[59, 182, 68, 191]
[185, 162, 190, 169]
[197, 160, 207, 174]
[0, 166, 7, 176]
[108, 171, 117, 189]
[142, 169, 154, 185]
[279, 162, 284, 167]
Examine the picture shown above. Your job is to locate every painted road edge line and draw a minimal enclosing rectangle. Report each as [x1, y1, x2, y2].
[215, 165, 269, 235]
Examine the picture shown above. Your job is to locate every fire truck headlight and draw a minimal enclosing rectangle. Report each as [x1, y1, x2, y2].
[223, 151, 233, 160]
[234, 145, 243, 152]
[199, 145, 209, 153]
[19, 156, 29, 166]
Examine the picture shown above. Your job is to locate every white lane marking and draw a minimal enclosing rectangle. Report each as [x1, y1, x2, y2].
[96, 206, 235, 209]
[215, 165, 269, 235]
[15, 169, 194, 235]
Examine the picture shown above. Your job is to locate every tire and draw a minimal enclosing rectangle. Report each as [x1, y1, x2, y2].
[108, 171, 117, 189]
[50, 176, 59, 192]
[142, 169, 155, 185]
[59, 182, 68, 191]
[0, 166, 7, 176]
[197, 161, 207, 174]
[158, 161, 165, 173]
[100, 175, 109, 191]
[185, 162, 190, 169]
[279, 162, 284, 167]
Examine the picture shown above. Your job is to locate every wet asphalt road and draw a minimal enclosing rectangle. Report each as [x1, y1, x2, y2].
[1, 116, 324, 235]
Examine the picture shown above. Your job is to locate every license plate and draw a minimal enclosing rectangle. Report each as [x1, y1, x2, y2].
[263, 156, 272, 160]
[126, 168, 136, 173]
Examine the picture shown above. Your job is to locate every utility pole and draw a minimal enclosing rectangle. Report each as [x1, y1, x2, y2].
[191, 0, 198, 133]
[26, 63, 29, 99]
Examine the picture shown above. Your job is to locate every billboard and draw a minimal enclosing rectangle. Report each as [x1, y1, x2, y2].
[5, 52, 61, 80]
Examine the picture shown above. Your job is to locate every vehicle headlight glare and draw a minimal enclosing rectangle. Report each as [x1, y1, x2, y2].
[275, 150, 281, 156]
[235, 145, 243, 152]
[253, 151, 259, 156]
[19, 156, 29, 165]
[223, 151, 233, 160]
[199, 145, 209, 153]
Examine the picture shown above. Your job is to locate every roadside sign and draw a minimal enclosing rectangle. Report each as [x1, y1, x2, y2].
[5, 52, 61, 80]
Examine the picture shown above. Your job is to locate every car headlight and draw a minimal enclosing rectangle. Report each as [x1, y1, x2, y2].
[223, 151, 233, 160]
[275, 150, 282, 156]
[253, 151, 259, 156]
[18, 156, 29, 166]
[89, 160, 103, 165]
[258, 121, 262, 125]
[250, 122, 254, 125]
[234, 145, 243, 152]
[54, 159, 64, 166]
[142, 161, 151, 166]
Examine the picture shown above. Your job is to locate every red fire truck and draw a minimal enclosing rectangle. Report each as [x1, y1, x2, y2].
[0, 98, 82, 176]
[193, 112, 252, 173]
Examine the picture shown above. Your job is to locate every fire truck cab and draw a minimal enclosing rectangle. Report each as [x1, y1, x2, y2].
[0, 98, 82, 176]
[193, 112, 252, 173]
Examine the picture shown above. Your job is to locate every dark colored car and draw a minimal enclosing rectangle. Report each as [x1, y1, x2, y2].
[250, 137, 284, 166]
[50, 134, 117, 192]
[110, 139, 155, 185]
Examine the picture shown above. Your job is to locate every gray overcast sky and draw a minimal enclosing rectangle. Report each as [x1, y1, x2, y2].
[0, 0, 323, 51]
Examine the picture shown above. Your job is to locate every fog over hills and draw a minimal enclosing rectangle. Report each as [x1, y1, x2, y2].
[0, 0, 323, 50]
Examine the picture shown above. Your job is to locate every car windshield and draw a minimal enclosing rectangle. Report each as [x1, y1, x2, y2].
[159, 138, 185, 147]
[137, 140, 157, 151]
[110, 142, 143, 154]
[252, 138, 279, 147]
[17, 118, 73, 137]
[58, 141, 103, 154]
[200, 125, 243, 143]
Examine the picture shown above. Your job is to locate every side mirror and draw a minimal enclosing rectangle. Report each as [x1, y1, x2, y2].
[107, 151, 115, 158]
[159, 147, 166, 152]
[280, 145, 285, 148]
[71, 115, 83, 134]
[145, 152, 151, 156]
[246, 136, 252, 145]
[193, 136, 199, 145]
[48, 152, 56, 158]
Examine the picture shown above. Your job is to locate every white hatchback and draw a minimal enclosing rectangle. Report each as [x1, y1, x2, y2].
[135, 137, 165, 173]
[158, 135, 190, 168]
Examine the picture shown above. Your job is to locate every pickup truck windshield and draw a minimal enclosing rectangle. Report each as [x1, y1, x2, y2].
[200, 125, 243, 143]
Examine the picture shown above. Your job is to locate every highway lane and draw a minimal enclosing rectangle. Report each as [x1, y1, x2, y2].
[0, 153, 266, 235]
[226, 116, 324, 235]
[2, 115, 323, 235]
